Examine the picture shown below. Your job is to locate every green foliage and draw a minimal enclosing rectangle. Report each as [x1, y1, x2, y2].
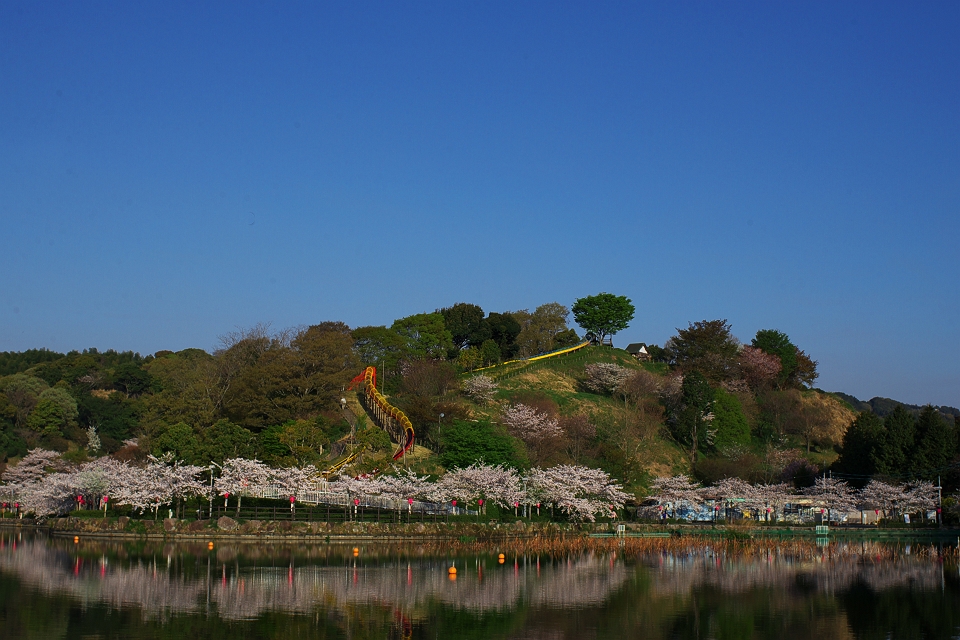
[440, 419, 528, 469]
[153, 422, 204, 463]
[439, 303, 490, 352]
[278, 417, 331, 465]
[257, 424, 292, 464]
[356, 422, 392, 452]
[479, 339, 501, 366]
[201, 419, 255, 464]
[911, 405, 955, 474]
[26, 388, 78, 436]
[873, 405, 916, 476]
[513, 302, 573, 357]
[711, 389, 750, 449]
[76, 393, 139, 451]
[571, 293, 635, 345]
[484, 312, 522, 359]
[391, 313, 454, 360]
[0, 348, 65, 376]
[835, 411, 884, 479]
[752, 329, 797, 386]
[666, 319, 740, 384]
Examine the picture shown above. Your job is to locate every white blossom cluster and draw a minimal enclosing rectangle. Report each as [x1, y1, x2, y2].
[326, 462, 630, 522]
[647, 474, 940, 521]
[1, 449, 630, 522]
[500, 403, 563, 442]
[461, 374, 498, 404]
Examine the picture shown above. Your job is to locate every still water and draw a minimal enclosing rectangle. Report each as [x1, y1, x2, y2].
[0, 530, 957, 639]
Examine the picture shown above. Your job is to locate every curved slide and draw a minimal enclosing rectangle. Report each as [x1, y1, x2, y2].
[472, 340, 592, 374]
[349, 366, 415, 461]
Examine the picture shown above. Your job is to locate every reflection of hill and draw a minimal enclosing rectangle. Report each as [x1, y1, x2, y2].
[0, 540, 630, 621]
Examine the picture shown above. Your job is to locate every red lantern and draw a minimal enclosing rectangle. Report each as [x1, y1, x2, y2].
[407, 498, 414, 505]
[289, 496, 295, 503]
[451, 500, 457, 506]
[478, 499, 484, 506]
[354, 498, 360, 506]
[224, 492, 230, 499]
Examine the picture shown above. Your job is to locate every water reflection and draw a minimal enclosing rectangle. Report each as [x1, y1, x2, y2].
[0, 531, 958, 639]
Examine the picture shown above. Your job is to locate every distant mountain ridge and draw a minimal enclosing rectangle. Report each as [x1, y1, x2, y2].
[831, 391, 959, 422]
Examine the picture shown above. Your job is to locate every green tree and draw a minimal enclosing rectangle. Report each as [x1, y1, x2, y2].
[711, 388, 751, 450]
[439, 419, 527, 469]
[153, 422, 204, 464]
[439, 303, 490, 352]
[665, 319, 740, 384]
[571, 293, 635, 346]
[751, 329, 818, 388]
[279, 418, 330, 465]
[484, 312, 522, 359]
[351, 325, 408, 383]
[911, 405, 955, 475]
[835, 411, 884, 479]
[667, 372, 714, 463]
[513, 303, 573, 357]
[479, 339, 502, 366]
[1, 373, 49, 427]
[874, 405, 916, 477]
[26, 388, 78, 436]
[200, 419, 256, 463]
[391, 313, 454, 360]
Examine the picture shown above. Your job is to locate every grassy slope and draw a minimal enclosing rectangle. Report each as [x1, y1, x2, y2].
[462, 346, 689, 490]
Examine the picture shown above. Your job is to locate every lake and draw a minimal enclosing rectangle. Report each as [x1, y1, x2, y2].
[0, 530, 957, 639]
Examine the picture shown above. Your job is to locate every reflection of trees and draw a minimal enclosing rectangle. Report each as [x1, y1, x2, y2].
[1, 535, 957, 639]
[646, 543, 948, 596]
[0, 538, 629, 621]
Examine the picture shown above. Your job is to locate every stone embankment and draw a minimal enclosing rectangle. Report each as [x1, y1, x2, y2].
[37, 516, 577, 541]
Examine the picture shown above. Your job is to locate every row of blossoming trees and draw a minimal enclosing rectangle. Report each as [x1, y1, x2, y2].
[647, 475, 940, 523]
[0, 448, 631, 522]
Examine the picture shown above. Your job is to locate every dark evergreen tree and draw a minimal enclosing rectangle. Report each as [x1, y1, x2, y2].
[835, 411, 884, 480]
[873, 405, 916, 477]
[911, 405, 955, 476]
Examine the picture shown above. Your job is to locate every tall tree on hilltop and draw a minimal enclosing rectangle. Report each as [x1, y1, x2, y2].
[439, 303, 490, 353]
[391, 313, 454, 360]
[484, 312, 521, 360]
[665, 319, 740, 384]
[571, 293, 634, 346]
[752, 329, 819, 388]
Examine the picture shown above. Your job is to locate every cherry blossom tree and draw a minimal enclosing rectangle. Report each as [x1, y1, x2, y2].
[739, 346, 782, 391]
[501, 404, 562, 442]
[462, 375, 498, 405]
[214, 458, 273, 515]
[858, 480, 907, 522]
[805, 476, 856, 522]
[904, 481, 938, 519]
[582, 363, 631, 395]
[525, 465, 630, 522]
[1, 448, 63, 486]
[647, 475, 704, 517]
[377, 469, 433, 503]
[435, 463, 522, 512]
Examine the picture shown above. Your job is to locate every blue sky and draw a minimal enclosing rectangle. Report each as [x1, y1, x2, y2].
[1, 2, 958, 407]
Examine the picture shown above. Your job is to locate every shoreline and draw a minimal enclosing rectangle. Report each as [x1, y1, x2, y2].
[4, 517, 959, 542]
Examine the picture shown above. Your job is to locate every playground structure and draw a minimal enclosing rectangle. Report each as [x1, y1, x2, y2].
[349, 366, 415, 462]
[325, 341, 592, 477]
[469, 340, 592, 380]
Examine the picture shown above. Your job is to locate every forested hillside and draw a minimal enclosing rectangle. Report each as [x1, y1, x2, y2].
[1, 296, 958, 495]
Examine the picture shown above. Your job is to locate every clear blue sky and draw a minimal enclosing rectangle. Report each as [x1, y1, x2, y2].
[2, 2, 958, 407]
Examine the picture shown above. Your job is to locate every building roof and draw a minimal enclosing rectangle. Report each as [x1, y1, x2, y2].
[625, 343, 648, 354]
